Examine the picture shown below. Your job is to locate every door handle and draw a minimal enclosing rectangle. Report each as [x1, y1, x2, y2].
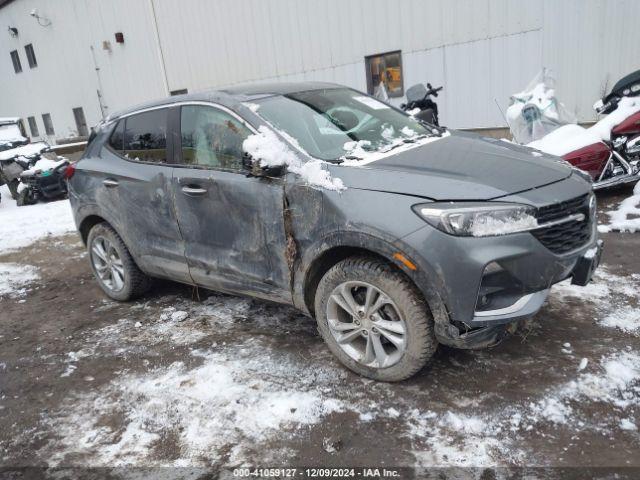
[181, 185, 208, 196]
[103, 178, 119, 188]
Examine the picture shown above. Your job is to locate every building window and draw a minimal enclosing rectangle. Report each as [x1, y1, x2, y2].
[72, 107, 89, 137]
[10, 50, 22, 73]
[27, 116, 39, 137]
[24, 44, 37, 68]
[170, 88, 188, 96]
[365, 50, 403, 99]
[42, 113, 55, 135]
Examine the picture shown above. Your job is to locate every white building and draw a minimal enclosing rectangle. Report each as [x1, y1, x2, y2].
[1, 0, 638, 143]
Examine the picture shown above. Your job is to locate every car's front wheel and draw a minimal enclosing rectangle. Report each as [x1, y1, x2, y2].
[314, 256, 438, 381]
[87, 223, 151, 301]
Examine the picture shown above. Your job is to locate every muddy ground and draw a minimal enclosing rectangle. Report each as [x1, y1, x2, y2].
[0, 186, 638, 479]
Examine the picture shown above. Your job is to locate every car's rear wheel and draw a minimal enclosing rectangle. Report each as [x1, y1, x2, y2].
[87, 223, 151, 301]
[314, 256, 438, 381]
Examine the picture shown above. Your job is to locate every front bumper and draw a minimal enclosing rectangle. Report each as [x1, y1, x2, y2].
[396, 194, 600, 349]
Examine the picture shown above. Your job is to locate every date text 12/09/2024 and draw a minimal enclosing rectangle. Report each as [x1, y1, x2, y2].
[232, 467, 401, 478]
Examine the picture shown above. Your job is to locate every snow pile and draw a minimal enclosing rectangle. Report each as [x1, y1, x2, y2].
[599, 307, 640, 335]
[0, 141, 50, 161]
[529, 96, 640, 157]
[598, 181, 640, 233]
[0, 263, 39, 297]
[0, 185, 75, 254]
[242, 126, 345, 191]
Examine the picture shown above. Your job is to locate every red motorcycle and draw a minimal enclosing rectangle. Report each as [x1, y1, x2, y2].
[522, 70, 640, 190]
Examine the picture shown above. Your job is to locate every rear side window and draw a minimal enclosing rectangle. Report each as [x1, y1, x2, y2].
[123, 109, 168, 163]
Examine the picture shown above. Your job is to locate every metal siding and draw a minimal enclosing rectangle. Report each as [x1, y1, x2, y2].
[2, 0, 640, 136]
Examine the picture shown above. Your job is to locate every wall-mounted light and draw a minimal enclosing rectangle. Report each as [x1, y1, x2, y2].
[8, 26, 18, 37]
[30, 9, 52, 27]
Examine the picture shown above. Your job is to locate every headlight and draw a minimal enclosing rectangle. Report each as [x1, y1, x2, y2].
[412, 202, 539, 237]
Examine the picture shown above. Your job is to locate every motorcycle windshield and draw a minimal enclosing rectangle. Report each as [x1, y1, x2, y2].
[405, 84, 427, 103]
[610, 69, 640, 98]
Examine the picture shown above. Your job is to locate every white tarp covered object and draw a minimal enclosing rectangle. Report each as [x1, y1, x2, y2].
[506, 69, 577, 145]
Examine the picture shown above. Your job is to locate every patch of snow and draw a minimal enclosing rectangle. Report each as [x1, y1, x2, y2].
[599, 307, 640, 335]
[0, 185, 75, 254]
[0, 141, 50, 161]
[620, 418, 637, 431]
[242, 102, 261, 113]
[0, 123, 26, 145]
[578, 358, 588, 371]
[43, 345, 345, 466]
[407, 107, 421, 116]
[0, 263, 39, 297]
[583, 246, 598, 259]
[340, 131, 451, 166]
[470, 213, 538, 237]
[598, 181, 640, 233]
[528, 97, 640, 156]
[242, 126, 345, 191]
[170, 310, 188, 322]
[22, 157, 67, 175]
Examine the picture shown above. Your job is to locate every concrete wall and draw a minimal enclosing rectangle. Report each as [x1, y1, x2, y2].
[1, 0, 639, 142]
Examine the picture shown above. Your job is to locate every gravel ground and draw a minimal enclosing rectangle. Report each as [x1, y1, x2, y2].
[0, 185, 638, 479]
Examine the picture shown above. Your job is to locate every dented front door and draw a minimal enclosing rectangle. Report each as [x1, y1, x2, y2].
[171, 104, 292, 303]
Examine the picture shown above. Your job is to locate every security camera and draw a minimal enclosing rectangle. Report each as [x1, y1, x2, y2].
[30, 9, 38, 17]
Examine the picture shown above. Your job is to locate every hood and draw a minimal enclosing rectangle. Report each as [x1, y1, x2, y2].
[329, 131, 572, 200]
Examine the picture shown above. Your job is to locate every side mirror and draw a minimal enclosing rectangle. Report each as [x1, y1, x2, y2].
[241, 152, 285, 178]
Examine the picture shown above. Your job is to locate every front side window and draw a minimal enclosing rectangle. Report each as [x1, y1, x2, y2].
[365, 51, 403, 99]
[10, 50, 22, 73]
[180, 105, 251, 170]
[27, 116, 39, 137]
[25, 44, 37, 68]
[254, 88, 432, 160]
[123, 109, 168, 163]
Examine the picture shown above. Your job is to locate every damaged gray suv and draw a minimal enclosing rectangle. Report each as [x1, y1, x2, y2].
[69, 82, 602, 381]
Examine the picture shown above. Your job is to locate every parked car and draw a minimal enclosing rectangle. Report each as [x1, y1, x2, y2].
[68, 82, 601, 381]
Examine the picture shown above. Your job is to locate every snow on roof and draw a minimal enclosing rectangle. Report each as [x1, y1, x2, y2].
[0, 141, 50, 161]
[0, 117, 20, 124]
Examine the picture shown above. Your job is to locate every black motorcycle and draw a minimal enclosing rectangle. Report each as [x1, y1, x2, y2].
[16, 157, 70, 206]
[401, 82, 443, 126]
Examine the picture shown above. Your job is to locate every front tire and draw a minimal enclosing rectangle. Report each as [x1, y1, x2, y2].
[314, 256, 437, 381]
[87, 223, 151, 301]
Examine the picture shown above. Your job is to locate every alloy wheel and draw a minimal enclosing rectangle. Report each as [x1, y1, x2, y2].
[326, 281, 407, 368]
[90, 236, 125, 292]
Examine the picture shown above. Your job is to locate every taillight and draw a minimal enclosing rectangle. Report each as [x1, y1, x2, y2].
[63, 162, 76, 180]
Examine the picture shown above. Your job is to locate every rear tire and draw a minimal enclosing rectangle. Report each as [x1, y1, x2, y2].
[87, 223, 151, 301]
[314, 256, 438, 381]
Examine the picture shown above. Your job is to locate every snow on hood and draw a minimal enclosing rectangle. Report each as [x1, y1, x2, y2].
[0, 141, 50, 161]
[242, 126, 345, 191]
[340, 130, 451, 167]
[529, 96, 640, 156]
